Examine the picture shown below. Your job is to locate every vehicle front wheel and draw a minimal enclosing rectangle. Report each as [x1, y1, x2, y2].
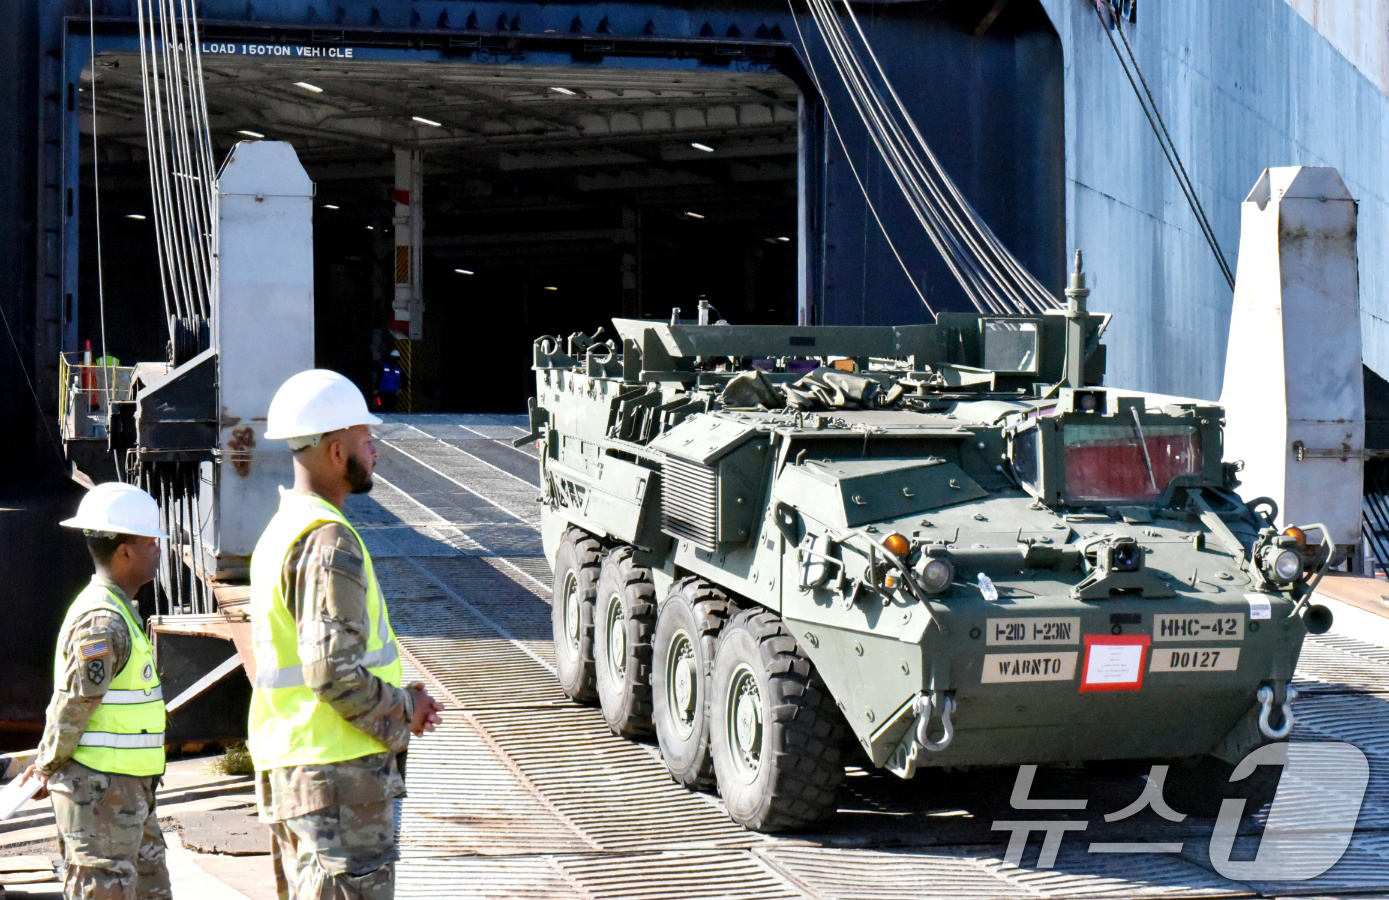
[551, 528, 602, 703]
[593, 546, 657, 737]
[709, 609, 844, 832]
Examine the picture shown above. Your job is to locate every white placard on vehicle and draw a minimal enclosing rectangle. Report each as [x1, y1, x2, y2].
[1245, 594, 1272, 621]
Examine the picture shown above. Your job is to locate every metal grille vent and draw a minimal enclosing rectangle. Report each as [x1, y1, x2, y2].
[661, 456, 718, 552]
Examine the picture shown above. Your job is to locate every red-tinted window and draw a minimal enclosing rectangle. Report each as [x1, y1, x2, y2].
[1063, 424, 1202, 503]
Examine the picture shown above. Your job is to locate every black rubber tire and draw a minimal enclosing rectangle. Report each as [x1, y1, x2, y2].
[1162, 752, 1284, 818]
[551, 527, 602, 704]
[651, 577, 732, 791]
[593, 546, 658, 737]
[709, 609, 845, 832]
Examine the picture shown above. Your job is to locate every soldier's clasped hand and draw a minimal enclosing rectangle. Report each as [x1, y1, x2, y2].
[408, 684, 443, 736]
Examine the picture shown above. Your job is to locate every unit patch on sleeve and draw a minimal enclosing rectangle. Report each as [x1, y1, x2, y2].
[85, 659, 106, 685]
[79, 639, 110, 660]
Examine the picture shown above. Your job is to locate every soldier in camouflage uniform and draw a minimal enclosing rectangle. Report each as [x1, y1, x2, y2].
[249, 370, 442, 900]
[24, 482, 171, 900]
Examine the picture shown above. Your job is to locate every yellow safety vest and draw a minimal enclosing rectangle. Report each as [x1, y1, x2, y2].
[53, 583, 166, 777]
[247, 491, 402, 769]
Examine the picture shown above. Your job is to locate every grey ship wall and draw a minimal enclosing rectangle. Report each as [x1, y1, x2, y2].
[1039, 0, 1389, 399]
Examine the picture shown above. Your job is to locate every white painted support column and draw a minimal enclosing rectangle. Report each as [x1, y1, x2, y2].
[1220, 167, 1364, 551]
[392, 148, 424, 342]
[209, 140, 315, 576]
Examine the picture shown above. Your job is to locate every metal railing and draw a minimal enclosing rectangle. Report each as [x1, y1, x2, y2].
[58, 352, 135, 441]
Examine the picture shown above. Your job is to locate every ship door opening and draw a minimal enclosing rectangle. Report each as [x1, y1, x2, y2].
[78, 51, 803, 412]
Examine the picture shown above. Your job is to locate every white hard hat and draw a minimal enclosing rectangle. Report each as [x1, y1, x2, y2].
[60, 482, 169, 538]
[264, 369, 382, 442]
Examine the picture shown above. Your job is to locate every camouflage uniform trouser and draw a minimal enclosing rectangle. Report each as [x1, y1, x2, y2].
[48, 761, 171, 900]
[269, 798, 397, 900]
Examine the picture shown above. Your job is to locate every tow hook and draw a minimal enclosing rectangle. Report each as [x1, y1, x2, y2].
[913, 691, 956, 752]
[1257, 684, 1297, 739]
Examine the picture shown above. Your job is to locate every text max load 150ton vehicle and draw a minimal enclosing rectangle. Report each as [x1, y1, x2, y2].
[519, 256, 1332, 833]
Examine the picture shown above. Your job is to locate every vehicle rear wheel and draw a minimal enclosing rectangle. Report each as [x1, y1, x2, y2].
[594, 546, 658, 737]
[709, 609, 844, 832]
[1162, 752, 1284, 818]
[551, 527, 602, 703]
[652, 577, 731, 791]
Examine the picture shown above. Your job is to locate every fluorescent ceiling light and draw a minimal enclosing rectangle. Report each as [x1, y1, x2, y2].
[543, 286, 558, 291]
[322, 204, 340, 210]
[412, 116, 442, 127]
[294, 81, 324, 93]
[125, 213, 146, 220]
[237, 129, 265, 138]
[690, 142, 715, 153]
[454, 268, 474, 275]
[549, 86, 577, 96]
[776, 236, 791, 242]
[365, 225, 375, 231]
[683, 211, 705, 220]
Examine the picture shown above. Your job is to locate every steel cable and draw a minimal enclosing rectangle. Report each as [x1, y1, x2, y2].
[153, 0, 206, 322]
[820, 0, 1054, 312]
[809, 0, 1022, 313]
[795, 0, 1062, 315]
[801, 1, 999, 313]
[134, 0, 217, 616]
[809, 0, 1012, 314]
[1093, 1, 1235, 290]
[144, 1, 197, 328]
[88, 3, 114, 409]
[840, 0, 1057, 310]
[167, 3, 212, 317]
[134, 1, 178, 337]
[786, 12, 939, 317]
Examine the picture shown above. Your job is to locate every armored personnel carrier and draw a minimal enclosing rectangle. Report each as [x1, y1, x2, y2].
[521, 257, 1332, 832]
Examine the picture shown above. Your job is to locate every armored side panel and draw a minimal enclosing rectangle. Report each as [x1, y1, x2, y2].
[650, 416, 767, 551]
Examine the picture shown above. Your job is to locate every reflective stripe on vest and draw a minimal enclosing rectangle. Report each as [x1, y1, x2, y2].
[78, 731, 165, 749]
[247, 491, 403, 769]
[253, 641, 399, 689]
[53, 584, 166, 777]
[102, 687, 164, 705]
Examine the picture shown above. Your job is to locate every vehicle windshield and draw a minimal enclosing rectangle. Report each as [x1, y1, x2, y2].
[981, 320, 1038, 373]
[1062, 422, 1202, 503]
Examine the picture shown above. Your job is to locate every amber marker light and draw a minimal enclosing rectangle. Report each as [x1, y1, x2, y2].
[1283, 526, 1307, 548]
[883, 532, 910, 557]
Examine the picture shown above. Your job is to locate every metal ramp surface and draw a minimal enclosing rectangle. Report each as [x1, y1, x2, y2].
[353, 414, 1389, 899]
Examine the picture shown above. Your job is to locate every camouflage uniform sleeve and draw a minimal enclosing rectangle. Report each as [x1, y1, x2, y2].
[35, 611, 133, 777]
[285, 523, 415, 752]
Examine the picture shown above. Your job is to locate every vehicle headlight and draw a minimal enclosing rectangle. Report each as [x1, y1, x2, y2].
[1261, 546, 1302, 583]
[917, 552, 955, 594]
[1106, 539, 1143, 573]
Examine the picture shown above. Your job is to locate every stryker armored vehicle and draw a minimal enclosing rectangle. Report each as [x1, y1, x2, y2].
[521, 256, 1333, 832]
